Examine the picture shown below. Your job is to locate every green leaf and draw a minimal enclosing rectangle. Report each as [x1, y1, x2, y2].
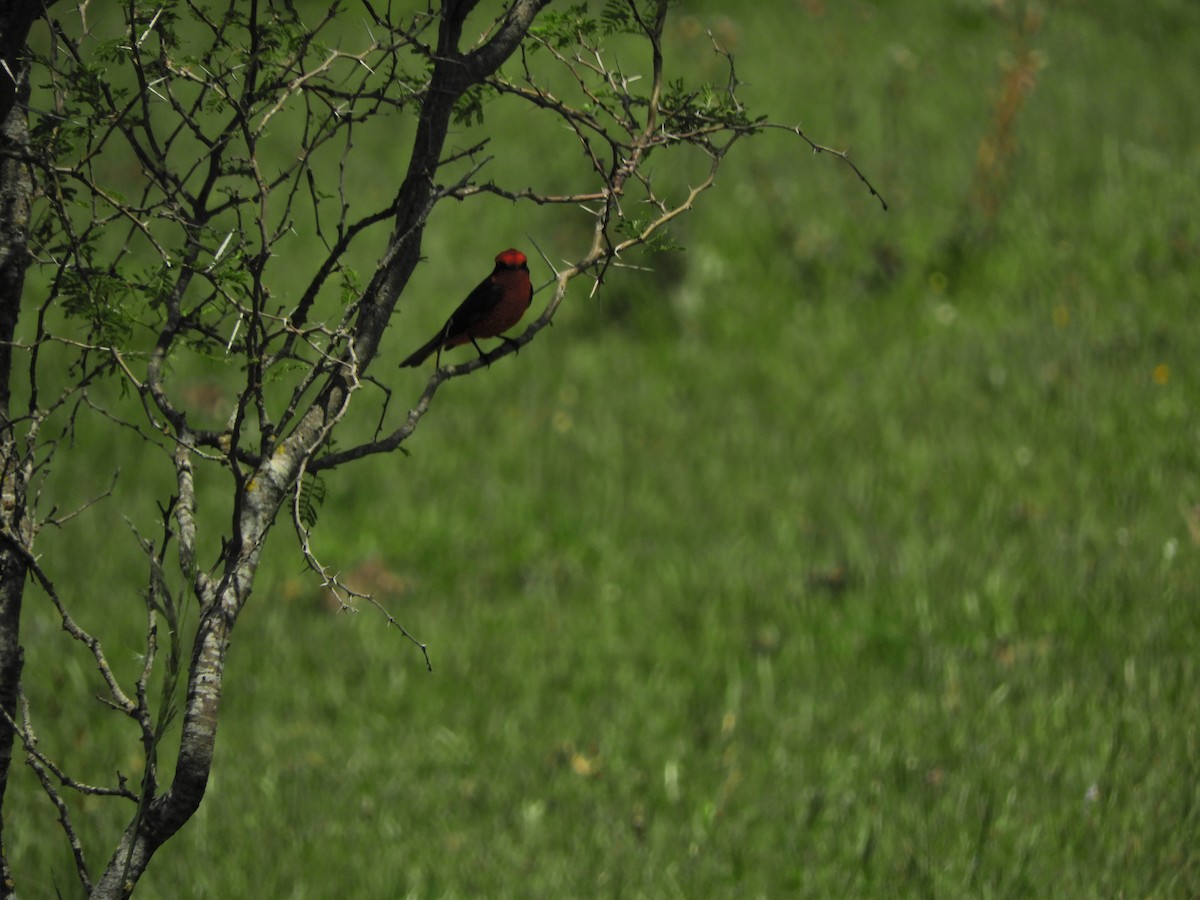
[298, 473, 327, 530]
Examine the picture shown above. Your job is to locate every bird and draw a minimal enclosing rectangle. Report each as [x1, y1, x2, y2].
[399, 248, 534, 368]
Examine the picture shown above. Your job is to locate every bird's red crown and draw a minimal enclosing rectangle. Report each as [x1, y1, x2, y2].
[495, 248, 527, 269]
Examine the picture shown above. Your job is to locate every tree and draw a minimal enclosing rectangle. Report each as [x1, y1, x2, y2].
[0, 1, 882, 895]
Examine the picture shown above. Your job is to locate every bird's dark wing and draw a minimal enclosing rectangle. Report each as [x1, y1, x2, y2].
[398, 272, 506, 367]
[442, 276, 503, 336]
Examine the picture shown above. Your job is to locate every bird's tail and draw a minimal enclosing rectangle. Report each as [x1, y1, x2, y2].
[398, 333, 444, 368]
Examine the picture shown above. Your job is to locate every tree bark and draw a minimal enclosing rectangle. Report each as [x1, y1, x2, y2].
[0, 7, 34, 889]
[0, 1, 46, 124]
[91, 579, 246, 898]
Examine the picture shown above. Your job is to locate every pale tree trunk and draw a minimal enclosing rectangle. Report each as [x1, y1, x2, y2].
[91, 543, 264, 896]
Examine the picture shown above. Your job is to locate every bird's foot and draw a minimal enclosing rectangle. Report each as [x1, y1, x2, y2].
[471, 338, 491, 367]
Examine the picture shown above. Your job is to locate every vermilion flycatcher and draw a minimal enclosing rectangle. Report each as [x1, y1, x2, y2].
[399, 248, 534, 368]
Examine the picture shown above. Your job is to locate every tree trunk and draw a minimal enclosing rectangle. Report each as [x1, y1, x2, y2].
[90, 598, 236, 898]
[0, 16, 34, 891]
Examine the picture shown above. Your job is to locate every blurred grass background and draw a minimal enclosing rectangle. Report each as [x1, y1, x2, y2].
[8, 0, 1200, 896]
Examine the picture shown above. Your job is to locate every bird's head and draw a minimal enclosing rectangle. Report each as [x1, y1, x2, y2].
[495, 248, 528, 271]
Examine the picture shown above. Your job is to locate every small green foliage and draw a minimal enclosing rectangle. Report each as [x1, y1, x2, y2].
[599, 0, 638, 35]
[616, 213, 679, 252]
[530, 0, 669, 49]
[141, 264, 176, 313]
[298, 472, 327, 530]
[528, 3, 600, 49]
[337, 267, 364, 305]
[453, 82, 497, 127]
[659, 77, 760, 133]
[58, 268, 138, 343]
[94, 39, 130, 64]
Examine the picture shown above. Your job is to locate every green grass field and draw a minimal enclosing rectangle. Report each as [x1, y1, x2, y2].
[8, 1, 1200, 896]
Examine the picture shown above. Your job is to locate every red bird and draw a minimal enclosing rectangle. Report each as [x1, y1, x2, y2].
[399, 248, 534, 368]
